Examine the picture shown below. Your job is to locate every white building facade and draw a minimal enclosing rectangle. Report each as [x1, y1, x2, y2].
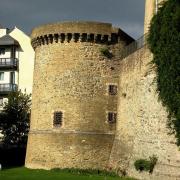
[0, 26, 34, 110]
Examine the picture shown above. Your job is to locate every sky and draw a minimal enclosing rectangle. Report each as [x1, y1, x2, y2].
[0, 0, 145, 39]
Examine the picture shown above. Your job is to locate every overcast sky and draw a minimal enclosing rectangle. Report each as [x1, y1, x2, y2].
[0, 0, 145, 39]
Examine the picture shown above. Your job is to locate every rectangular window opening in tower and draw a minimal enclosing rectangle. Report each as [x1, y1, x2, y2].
[53, 111, 63, 127]
[108, 85, 118, 95]
[107, 112, 117, 124]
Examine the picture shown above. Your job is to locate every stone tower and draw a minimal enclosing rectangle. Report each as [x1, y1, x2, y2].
[25, 21, 134, 170]
[144, 0, 165, 34]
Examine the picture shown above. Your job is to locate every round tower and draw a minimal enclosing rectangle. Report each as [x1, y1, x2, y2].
[144, 0, 165, 34]
[25, 21, 133, 170]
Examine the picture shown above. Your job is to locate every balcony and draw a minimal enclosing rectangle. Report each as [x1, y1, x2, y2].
[0, 83, 18, 95]
[0, 58, 18, 69]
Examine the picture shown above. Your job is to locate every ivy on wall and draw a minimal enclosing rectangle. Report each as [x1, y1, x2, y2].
[148, 0, 180, 145]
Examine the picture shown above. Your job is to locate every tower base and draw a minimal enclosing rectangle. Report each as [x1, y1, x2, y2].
[25, 130, 114, 170]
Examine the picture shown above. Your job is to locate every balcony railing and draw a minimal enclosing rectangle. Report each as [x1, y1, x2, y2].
[0, 58, 18, 69]
[119, 34, 148, 60]
[0, 83, 18, 94]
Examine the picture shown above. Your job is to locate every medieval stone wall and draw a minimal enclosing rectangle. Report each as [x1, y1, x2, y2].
[109, 45, 180, 180]
[26, 132, 114, 170]
[25, 20, 180, 179]
[25, 22, 133, 170]
[24, 0, 180, 178]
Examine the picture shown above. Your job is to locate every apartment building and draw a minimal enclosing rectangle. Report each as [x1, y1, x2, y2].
[0, 25, 34, 110]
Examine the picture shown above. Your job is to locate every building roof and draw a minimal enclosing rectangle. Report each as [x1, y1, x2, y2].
[0, 34, 19, 46]
[118, 29, 135, 45]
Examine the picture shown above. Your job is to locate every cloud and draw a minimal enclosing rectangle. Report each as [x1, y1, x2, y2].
[121, 23, 144, 39]
[0, 0, 145, 38]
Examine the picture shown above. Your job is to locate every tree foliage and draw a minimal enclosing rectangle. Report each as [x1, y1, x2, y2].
[148, 0, 180, 145]
[0, 91, 31, 146]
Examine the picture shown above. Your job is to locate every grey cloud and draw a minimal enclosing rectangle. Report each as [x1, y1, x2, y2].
[0, 0, 145, 39]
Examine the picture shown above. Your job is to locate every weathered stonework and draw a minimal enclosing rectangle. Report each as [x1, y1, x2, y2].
[109, 45, 180, 180]
[25, 21, 134, 170]
[26, 2, 180, 178]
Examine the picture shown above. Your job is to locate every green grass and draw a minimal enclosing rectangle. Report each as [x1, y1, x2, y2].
[0, 167, 135, 180]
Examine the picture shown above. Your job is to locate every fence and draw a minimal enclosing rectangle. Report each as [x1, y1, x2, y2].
[120, 33, 148, 60]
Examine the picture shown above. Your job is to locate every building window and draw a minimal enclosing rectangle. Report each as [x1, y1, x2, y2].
[10, 72, 15, 84]
[108, 84, 117, 95]
[0, 72, 4, 81]
[53, 111, 63, 127]
[0, 48, 5, 55]
[0, 98, 3, 107]
[107, 112, 117, 124]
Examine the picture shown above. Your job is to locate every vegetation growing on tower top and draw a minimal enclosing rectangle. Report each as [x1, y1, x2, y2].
[148, 0, 180, 145]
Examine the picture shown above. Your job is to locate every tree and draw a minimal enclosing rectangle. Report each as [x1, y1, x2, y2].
[148, 0, 180, 145]
[0, 90, 31, 146]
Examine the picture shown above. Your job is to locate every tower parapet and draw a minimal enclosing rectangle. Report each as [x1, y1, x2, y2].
[31, 21, 133, 49]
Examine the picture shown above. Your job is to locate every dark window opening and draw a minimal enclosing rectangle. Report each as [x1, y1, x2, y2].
[108, 112, 117, 124]
[108, 85, 117, 95]
[0, 98, 3, 107]
[0, 72, 4, 81]
[53, 111, 63, 127]
[0, 48, 5, 55]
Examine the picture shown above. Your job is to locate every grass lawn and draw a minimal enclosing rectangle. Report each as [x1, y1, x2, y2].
[0, 167, 135, 180]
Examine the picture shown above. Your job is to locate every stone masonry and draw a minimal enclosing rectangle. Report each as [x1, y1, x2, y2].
[26, 1, 180, 179]
[109, 45, 180, 180]
[25, 21, 134, 170]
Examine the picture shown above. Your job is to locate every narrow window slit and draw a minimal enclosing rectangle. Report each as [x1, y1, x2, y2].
[53, 111, 63, 127]
[107, 112, 117, 124]
[108, 85, 118, 95]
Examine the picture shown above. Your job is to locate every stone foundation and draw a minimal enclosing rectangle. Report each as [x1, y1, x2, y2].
[26, 131, 114, 170]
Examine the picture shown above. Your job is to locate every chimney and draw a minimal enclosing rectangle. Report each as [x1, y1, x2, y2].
[0, 25, 8, 38]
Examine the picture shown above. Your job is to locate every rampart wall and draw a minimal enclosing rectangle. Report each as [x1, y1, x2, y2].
[26, 21, 180, 179]
[109, 45, 180, 180]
